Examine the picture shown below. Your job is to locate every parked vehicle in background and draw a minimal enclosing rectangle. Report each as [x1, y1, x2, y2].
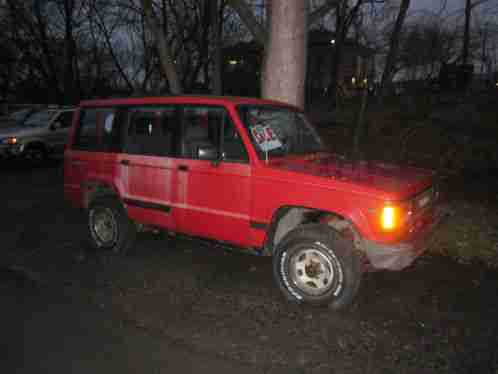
[0, 107, 75, 162]
[64, 96, 448, 310]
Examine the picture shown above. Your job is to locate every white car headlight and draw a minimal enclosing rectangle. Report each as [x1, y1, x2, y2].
[2, 137, 18, 145]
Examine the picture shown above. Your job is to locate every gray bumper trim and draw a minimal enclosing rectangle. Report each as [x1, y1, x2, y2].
[361, 205, 451, 271]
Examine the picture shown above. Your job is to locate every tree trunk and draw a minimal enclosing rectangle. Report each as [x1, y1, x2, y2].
[28, 0, 62, 102]
[211, 0, 223, 95]
[262, 0, 308, 108]
[462, 0, 472, 65]
[142, 0, 183, 94]
[63, 0, 79, 104]
[379, 0, 411, 98]
[329, 1, 347, 105]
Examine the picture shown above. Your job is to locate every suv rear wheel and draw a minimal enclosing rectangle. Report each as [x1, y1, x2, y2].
[87, 197, 136, 255]
[272, 224, 362, 310]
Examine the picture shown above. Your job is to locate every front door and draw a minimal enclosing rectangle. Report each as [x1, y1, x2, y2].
[176, 105, 252, 247]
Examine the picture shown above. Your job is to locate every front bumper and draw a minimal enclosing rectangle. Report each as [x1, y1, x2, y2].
[361, 204, 451, 271]
[0, 144, 24, 158]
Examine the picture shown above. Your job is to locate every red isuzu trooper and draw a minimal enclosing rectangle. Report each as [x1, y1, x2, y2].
[64, 95, 448, 310]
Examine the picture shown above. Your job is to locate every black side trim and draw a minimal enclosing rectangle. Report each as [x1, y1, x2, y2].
[123, 198, 170, 213]
[250, 221, 268, 230]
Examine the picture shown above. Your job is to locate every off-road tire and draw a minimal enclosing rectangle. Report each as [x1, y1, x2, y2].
[272, 224, 362, 310]
[87, 197, 136, 255]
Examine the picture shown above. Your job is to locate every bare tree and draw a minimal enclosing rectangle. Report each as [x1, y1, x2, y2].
[461, 0, 494, 65]
[379, 0, 411, 98]
[3, 0, 64, 102]
[328, 0, 367, 103]
[228, 0, 342, 107]
[211, 0, 223, 95]
[462, 0, 472, 64]
[86, 0, 135, 93]
[397, 22, 458, 82]
[141, 0, 182, 94]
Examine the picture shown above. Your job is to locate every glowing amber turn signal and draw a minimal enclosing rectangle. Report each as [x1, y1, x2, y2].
[381, 206, 396, 231]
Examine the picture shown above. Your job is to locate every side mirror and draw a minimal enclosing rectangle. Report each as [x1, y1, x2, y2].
[50, 121, 62, 130]
[197, 146, 219, 161]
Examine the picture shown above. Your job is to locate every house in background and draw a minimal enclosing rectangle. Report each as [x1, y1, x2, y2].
[222, 41, 262, 98]
[307, 29, 375, 101]
[222, 29, 375, 104]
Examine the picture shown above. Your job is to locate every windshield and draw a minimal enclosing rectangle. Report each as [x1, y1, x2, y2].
[237, 105, 325, 159]
[9, 109, 32, 122]
[24, 110, 56, 127]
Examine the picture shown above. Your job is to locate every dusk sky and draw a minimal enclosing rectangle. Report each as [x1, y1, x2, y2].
[411, 0, 497, 20]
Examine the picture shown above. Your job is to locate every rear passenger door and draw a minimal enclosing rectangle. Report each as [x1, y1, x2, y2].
[121, 106, 181, 230]
[65, 107, 121, 206]
[176, 105, 252, 247]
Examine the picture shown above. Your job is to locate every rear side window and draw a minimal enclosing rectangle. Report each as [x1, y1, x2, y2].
[73, 108, 120, 152]
[124, 106, 180, 157]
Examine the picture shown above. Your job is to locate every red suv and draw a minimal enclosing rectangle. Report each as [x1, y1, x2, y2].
[64, 96, 448, 309]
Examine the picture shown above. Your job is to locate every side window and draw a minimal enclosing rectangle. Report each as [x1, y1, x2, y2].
[73, 108, 118, 152]
[182, 106, 247, 162]
[57, 111, 74, 128]
[124, 106, 179, 157]
[73, 109, 98, 151]
[223, 117, 248, 162]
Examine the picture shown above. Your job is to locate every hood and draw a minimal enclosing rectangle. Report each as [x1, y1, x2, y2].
[0, 125, 39, 138]
[267, 153, 435, 199]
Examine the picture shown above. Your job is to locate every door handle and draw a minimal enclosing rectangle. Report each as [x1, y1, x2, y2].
[120, 159, 130, 166]
[178, 165, 189, 172]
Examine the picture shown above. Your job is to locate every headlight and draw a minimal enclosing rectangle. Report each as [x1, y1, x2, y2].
[4, 137, 18, 145]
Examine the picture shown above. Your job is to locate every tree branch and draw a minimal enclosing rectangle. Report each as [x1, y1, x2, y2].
[142, 0, 183, 93]
[227, 0, 267, 44]
[309, 0, 340, 26]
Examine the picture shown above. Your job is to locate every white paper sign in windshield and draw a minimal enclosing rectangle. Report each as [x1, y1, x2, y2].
[250, 125, 282, 152]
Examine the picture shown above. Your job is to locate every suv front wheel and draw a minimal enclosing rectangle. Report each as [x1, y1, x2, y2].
[87, 197, 136, 255]
[272, 224, 362, 310]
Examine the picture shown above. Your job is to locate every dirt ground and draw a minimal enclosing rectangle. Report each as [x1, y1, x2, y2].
[2, 159, 498, 374]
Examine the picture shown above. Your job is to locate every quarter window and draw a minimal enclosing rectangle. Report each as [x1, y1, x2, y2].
[73, 108, 119, 151]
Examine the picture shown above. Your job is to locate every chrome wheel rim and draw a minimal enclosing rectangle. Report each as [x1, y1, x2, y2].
[91, 208, 117, 246]
[289, 248, 336, 296]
